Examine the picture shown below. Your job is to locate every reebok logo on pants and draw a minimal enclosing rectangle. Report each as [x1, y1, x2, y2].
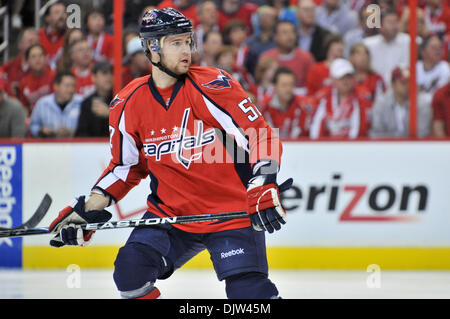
[221, 248, 245, 259]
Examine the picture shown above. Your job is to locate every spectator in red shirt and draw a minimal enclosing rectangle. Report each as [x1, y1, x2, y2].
[424, 0, 450, 37]
[70, 39, 95, 97]
[158, 0, 199, 26]
[38, 1, 67, 70]
[86, 10, 115, 63]
[431, 82, 450, 136]
[260, 21, 315, 93]
[306, 33, 344, 96]
[310, 58, 371, 139]
[18, 44, 56, 114]
[262, 67, 316, 139]
[217, 0, 258, 33]
[348, 43, 386, 104]
[1, 28, 39, 97]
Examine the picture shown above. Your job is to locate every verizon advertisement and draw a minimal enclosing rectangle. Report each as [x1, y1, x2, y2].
[274, 141, 450, 247]
[14, 141, 450, 248]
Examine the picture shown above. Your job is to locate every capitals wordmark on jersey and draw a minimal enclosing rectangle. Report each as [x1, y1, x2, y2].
[143, 107, 216, 169]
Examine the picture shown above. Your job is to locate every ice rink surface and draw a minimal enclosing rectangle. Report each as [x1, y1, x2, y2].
[1, 269, 450, 299]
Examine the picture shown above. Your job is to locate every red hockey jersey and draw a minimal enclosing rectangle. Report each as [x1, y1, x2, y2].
[93, 66, 282, 233]
[309, 85, 371, 139]
[261, 94, 316, 139]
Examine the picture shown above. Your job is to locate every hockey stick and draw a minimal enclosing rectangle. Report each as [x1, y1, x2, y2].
[0, 194, 52, 232]
[0, 210, 249, 238]
[0, 178, 293, 239]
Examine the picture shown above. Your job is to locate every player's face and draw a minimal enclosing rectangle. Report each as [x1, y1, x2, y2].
[160, 33, 193, 75]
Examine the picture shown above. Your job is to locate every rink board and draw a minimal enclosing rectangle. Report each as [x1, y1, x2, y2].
[1, 139, 450, 269]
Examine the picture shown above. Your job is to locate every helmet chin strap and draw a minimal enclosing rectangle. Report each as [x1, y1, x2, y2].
[147, 51, 185, 81]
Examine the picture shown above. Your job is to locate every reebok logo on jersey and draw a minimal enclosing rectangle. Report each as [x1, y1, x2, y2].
[143, 108, 215, 169]
[221, 248, 245, 259]
[202, 71, 232, 90]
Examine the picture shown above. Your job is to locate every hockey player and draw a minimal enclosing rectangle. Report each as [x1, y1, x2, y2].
[48, 8, 292, 299]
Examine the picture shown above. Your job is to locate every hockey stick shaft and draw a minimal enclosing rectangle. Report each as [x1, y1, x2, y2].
[0, 210, 249, 238]
[0, 178, 293, 238]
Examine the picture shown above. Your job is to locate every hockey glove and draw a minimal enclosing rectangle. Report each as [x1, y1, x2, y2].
[246, 160, 293, 233]
[49, 196, 112, 247]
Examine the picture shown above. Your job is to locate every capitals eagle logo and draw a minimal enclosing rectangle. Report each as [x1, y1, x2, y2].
[202, 71, 233, 90]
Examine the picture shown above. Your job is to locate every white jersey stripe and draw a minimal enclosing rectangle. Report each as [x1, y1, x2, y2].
[349, 100, 360, 139]
[112, 110, 139, 181]
[201, 95, 249, 152]
[309, 98, 326, 139]
[96, 171, 120, 190]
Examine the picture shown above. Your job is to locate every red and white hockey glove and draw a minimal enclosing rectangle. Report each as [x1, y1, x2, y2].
[48, 196, 112, 247]
[246, 161, 293, 233]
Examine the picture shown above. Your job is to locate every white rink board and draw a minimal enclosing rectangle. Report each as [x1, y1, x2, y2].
[21, 141, 450, 247]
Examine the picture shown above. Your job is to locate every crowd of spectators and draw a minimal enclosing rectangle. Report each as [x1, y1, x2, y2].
[0, 0, 449, 140]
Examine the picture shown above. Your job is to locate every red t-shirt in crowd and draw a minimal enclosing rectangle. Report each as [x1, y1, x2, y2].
[18, 66, 55, 113]
[260, 48, 315, 89]
[72, 67, 95, 97]
[354, 71, 386, 103]
[218, 2, 258, 34]
[248, 84, 274, 107]
[261, 93, 316, 139]
[306, 61, 331, 96]
[38, 28, 65, 69]
[432, 82, 450, 136]
[0, 53, 29, 97]
[87, 32, 115, 62]
[424, 3, 450, 36]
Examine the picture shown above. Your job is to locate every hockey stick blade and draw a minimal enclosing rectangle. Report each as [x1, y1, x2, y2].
[0, 194, 52, 233]
[0, 210, 249, 238]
